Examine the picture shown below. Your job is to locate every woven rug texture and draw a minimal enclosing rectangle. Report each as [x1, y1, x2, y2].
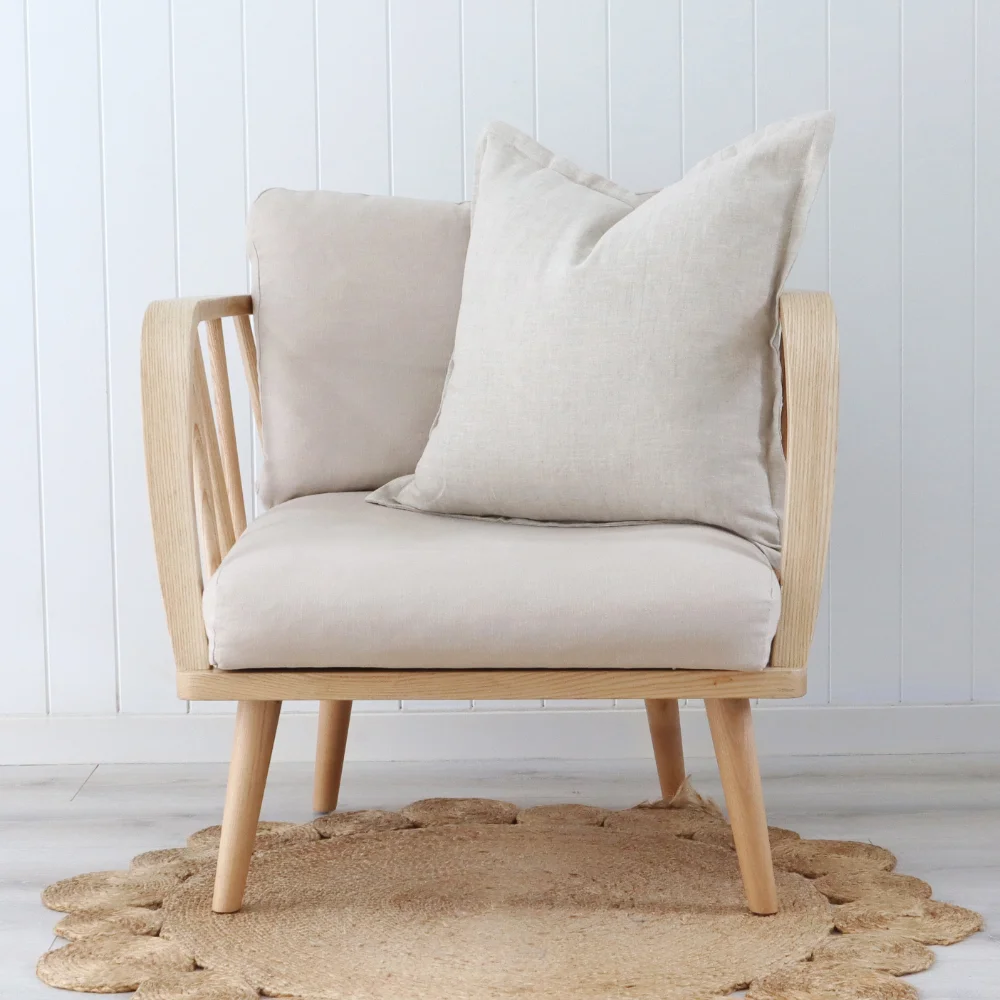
[36, 781, 982, 1000]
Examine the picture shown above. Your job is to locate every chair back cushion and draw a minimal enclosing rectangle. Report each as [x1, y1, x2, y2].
[249, 189, 470, 506]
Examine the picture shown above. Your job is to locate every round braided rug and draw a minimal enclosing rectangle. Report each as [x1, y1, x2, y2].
[37, 783, 982, 1000]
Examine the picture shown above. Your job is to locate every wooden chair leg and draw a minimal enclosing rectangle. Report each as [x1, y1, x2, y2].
[704, 697, 778, 915]
[313, 699, 353, 813]
[212, 699, 281, 913]
[644, 698, 686, 800]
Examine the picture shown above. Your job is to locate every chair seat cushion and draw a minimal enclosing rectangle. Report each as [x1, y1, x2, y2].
[203, 493, 780, 671]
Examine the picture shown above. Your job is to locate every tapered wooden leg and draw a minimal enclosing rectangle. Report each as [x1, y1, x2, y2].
[704, 697, 778, 915]
[644, 698, 686, 801]
[212, 700, 281, 913]
[313, 700, 352, 813]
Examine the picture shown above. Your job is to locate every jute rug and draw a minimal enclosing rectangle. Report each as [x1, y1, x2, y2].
[37, 781, 981, 1000]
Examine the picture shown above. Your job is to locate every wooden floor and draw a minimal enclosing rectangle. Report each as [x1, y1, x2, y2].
[3, 754, 998, 998]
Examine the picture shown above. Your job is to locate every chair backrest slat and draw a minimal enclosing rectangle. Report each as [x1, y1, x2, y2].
[234, 312, 263, 438]
[193, 337, 237, 560]
[205, 318, 248, 535]
[192, 416, 222, 578]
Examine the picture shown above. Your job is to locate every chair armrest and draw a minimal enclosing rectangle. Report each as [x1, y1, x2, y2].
[141, 295, 253, 673]
[770, 291, 839, 669]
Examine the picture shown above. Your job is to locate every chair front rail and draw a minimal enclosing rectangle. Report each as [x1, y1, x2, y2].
[178, 665, 807, 701]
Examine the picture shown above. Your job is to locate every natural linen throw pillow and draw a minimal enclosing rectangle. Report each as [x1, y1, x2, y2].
[367, 114, 834, 568]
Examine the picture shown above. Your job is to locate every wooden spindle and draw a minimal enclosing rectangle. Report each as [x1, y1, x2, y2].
[193, 337, 236, 559]
[234, 313, 262, 438]
[205, 318, 247, 535]
[192, 421, 222, 577]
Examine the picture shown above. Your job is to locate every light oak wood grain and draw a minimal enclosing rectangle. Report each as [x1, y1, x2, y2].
[213, 699, 282, 912]
[205, 317, 247, 536]
[192, 339, 236, 561]
[142, 296, 252, 674]
[645, 698, 686, 800]
[313, 700, 353, 813]
[178, 666, 806, 701]
[772, 291, 839, 668]
[234, 313, 263, 438]
[191, 421, 221, 578]
[705, 698, 778, 915]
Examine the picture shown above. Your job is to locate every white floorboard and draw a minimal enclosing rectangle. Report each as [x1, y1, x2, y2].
[1, 755, 997, 997]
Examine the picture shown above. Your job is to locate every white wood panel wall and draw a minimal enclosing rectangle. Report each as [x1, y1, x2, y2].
[2, 0, 997, 749]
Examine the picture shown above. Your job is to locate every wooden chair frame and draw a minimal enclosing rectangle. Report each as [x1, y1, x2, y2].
[141, 291, 838, 915]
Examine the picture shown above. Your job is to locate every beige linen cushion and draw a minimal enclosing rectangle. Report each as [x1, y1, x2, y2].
[203, 493, 780, 671]
[250, 189, 470, 507]
[369, 115, 834, 568]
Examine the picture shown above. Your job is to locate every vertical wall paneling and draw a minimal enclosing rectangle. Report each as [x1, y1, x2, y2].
[607, 0, 682, 190]
[534, 0, 609, 176]
[755, 0, 831, 703]
[3, 4, 999, 736]
[680, 0, 754, 168]
[100, 0, 182, 714]
[171, 0, 248, 300]
[754, 0, 830, 292]
[172, 0, 251, 715]
[244, 0, 318, 198]
[828, 0, 903, 704]
[901, 1, 976, 703]
[388, 0, 464, 201]
[974, 0, 1000, 702]
[0, 0, 46, 713]
[461, 0, 535, 197]
[316, 0, 390, 194]
[25, 0, 118, 714]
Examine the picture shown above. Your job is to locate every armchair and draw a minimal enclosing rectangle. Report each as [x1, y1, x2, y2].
[142, 245, 836, 917]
